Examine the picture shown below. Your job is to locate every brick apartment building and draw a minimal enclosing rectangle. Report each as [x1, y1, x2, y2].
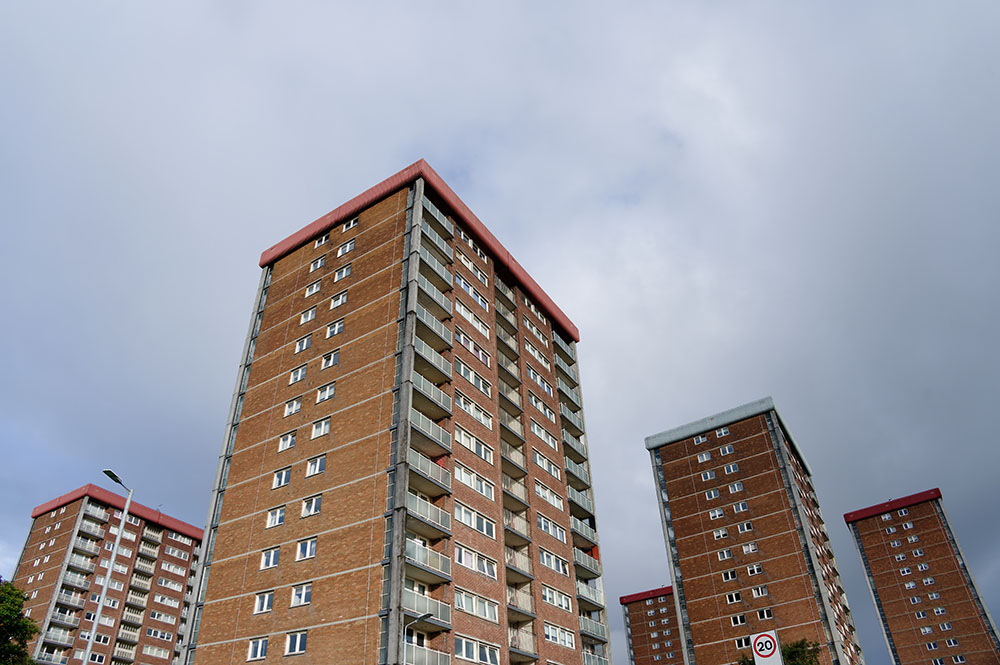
[645, 397, 863, 665]
[844, 489, 1000, 665]
[620, 586, 683, 665]
[10, 484, 202, 665]
[185, 160, 610, 665]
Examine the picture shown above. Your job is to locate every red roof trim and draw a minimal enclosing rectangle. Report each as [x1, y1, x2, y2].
[843, 488, 942, 524]
[31, 484, 204, 541]
[257, 159, 580, 342]
[619, 585, 673, 605]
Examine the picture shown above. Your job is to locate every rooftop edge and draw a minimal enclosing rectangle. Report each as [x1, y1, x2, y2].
[644, 397, 776, 450]
[620, 586, 674, 605]
[843, 488, 943, 525]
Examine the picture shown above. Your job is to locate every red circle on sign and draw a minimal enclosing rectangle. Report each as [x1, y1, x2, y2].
[753, 635, 777, 658]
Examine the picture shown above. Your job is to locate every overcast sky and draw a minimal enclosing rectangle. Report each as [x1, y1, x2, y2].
[2, 3, 999, 664]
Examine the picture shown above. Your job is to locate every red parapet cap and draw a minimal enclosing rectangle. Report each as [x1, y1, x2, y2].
[619, 585, 673, 606]
[257, 159, 580, 342]
[843, 488, 942, 524]
[31, 484, 204, 541]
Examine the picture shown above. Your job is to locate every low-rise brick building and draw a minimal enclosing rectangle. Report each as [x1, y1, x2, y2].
[620, 586, 683, 665]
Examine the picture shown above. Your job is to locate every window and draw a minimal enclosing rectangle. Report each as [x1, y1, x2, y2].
[455, 426, 493, 464]
[743, 542, 759, 554]
[524, 341, 551, 371]
[697, 452, 711, 463]
[927, 642, 939, 651]
[722, 570, 737, 582]
[718, 549, 733, 561]
[881, 513, 892, 521]
[541, 586, 572, 611]
[260, 548, 279, 570]
[539, 548, 570, 576]
[284, 398, 301, 417]
[289, 365, 307, 384]
[923, 577, 935, 586]
[455, 273, 489, 311]
[720, 444, 734, 455]
[286, 631, 307, 655]
[300, 307, 316, 324]
[724, 463, 739, 474]
[726, 592, 742, 604]
[454, 543, 497, 579]
[455, 391, 493, 429]
[291, 582, 312, 607]
[905, 582, 917, 590]
[316, 382, 335, 403]
[934, 607, 947, 616]
[301, 495, 322, 517]
[896, 553, 907, 561]
[900, 567, 912, 576]
[334, 264, 351, 281]
[911, 596, 923, 604]
[454, 502, 495, 538]
[327, 318, 344, 338]
[543, 623, 575, 649]
[731, 614, 747, 626]
[273, 468, 291, 488]
[309, 256, 325, 272]
[337, 239, 355, 257]
[918, 563, 930, 572]
[890, 539, 901, 547]
[454, 635, 499, 665]
[694, 434, 708, 444]
[456, 359, 491, 396]
[729, 481, 744, 493]
[295, 335, 311, 353]
[752, 585, 768, 598]
[527, 391, 555, 421]
[714, 528, 728, 540]
[455, 328, 491, 367]
[305, 280, 321, 297]
[709, 508, 724, 520]
[701, 470, 716, 481]
[898, 508, 909, 516]
[533, 449, 561, 479]
[908, 535, 920, 543]
[306, 455, 326, 477]
[456, 250, 488, 284]
[886, 527, 897, 534]
[705, 489, 719, 500]
[913, 548, 925, 557]
[254, 591, 273, 614]
[315, 233, 329, 247]
[455, 464, 495, 499]
[735, 637, 751, 649]
[716, 427, 730, 437]
[343, 218, 358, 231]
[921, 627, 934, 635]
[311, 418, 330, 439]
[322, 349, 340, 369]
[953, 656, 966, 663]
[454, 588, 499, 622]
[526, 365, 553, 396]
[523, 316, 548, 346]
[915, 611, 927, 619]
[733, 501, 749, 513]
[534, 480, 564, 510]
[747, 564, 763, 576]
[536, 513, 567, 542]
[738, 521, 753, 533]
[530, 419, 559, 450]
[456, 300, 490, 337]
[296, 538, 317, 560]
[903, 521, 914, 530]
[266, 507, 285, 528]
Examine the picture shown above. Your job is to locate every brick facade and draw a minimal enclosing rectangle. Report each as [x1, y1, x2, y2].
[620, 587, 683, 665]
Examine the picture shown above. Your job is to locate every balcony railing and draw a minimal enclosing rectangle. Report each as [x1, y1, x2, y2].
[417, 274, 453, 318]
[418, 246, 453, 289]
[499, 381, 522, 409]
[499, 410, 524, 439]
[421, 196, 455, 238]
[416, 304, 453, 349]
[405, 540, 452, 578]
[43, 629, 74, 647]
[495, 277, 515, 305]
[56, 591, 85, 608]
[133, 559, 155, 575]
[85, 505, 110, 522]
[408, 448, 451, 490]
[73, 538, 100, 555]
[403, 589, 451, 625]
[412, 371, 452, 415]
[141, 528, 163, 543]
[495, 300, 518, 330]
[126, 591, 148, 608]
[78, 521, 106, 539]
[579, 616, 609, 641]
[562, 430, 588, 461]
[414, 337, 452, 381]
[573, 548, 602, 577]
[419, 219, 454, 262]
[496, 326, 518, 353]
[501, 442, 526, 469]
[568, 486, 595, 515]
[404, 643, 451, 665]
[566, 458, 591, 488]
[553, 331, 576, 361]
[113, 644, 136, 661]
[508, 626, 537, 654]
[62, 571, 89, 590]
[37, 653, 69, 665]
[555, 355, 579, 385]
[121, 608, 144, 625]
[498, 354, 520, 381]
[406, 494, 451, 534]
[583, 653, 610, 665]
[504, 509, 531, 539]
[138, 542, 160, 558]
[118, 626, 141, 643]
[67, 554, 95, 573]
[557, 378, 582, 410]
[571, 516, 598, 544]
[576, 582, 605, 607]
[502, 475, 528, 503]
[410, 408, 452, 454]
[49, 612, 80, 628]
[129, 575, 152, 591]
[507, 586, 534, 614]
[560, 404, 585, 436]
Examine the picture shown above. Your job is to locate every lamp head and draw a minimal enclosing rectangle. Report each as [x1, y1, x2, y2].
[102, 469, 127, 488]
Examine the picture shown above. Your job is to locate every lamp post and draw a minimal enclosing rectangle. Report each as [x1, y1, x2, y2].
[401, 612, 432, 664]
[81, 469, 134, 665]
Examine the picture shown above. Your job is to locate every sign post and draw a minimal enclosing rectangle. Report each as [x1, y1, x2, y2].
[751, 630, 783, 665]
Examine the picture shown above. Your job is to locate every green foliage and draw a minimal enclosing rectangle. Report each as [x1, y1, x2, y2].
[0, 577, 39, 665]
[737, 653, 755, 665]
[736, 638, 821, 665]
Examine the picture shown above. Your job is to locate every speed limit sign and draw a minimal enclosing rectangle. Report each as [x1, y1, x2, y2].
[751, 631, 783, 665]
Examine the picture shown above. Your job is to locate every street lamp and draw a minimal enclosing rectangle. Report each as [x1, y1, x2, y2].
[401, 612, 433, 664]
[81, 469, 134, 665]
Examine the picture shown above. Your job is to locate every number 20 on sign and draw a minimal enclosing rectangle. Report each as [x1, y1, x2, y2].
[751, 630, 783, 665]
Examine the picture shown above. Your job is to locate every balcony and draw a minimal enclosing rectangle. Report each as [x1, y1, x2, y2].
[576, 582, 605, 610]
[495, 276, 515, 307]
[571, 516, 598, 548]
[404, 643, 451, 665]
[117, 625, 141, 644]
[410, 408, 452, 458]
[125, 590, 148, 608]
[579, 616, 609, 642]
[121, 608, 144, 625]
[42, 629, 74, 647]
[553, 331, 576, 362]
[555, 355, 579, 387]
[568, 486, 595, 519]
[416, 304, 453, 351]
[55, 591, 85, 609]
[499, 380, 522, 413]
[495, 300, 518, 332]
[499, 410, 525, 444]
[85, 505, 110, 522]
[565, 458, 592, 490]
[583, 653, 610, 665]
[411, 371, 452, 420]
[418, 246, 453, 291]
[557, 378, 582, 412]
[508, 626, 538, 662]
[133, 559, 155, 575]
[62, 571, 89, 591]
[421, 196, 454, 238]
[141, 528, 163, 544]
[500, 442, 527, 478]
[78, 520, 106, 539]
[407, 448, 451, 497]
[416, 272, 453, 320]
[406, 493, 451, 539]
[37, 652, 69, 665]
[419, 219, 454, 263]
[503, 509, 531, 546]
[505, 546, 533, 582]
[405, 540, 452, 584]
[502, 474, 529, 510]
[403, 589, 451, 629]
[73, 538, 100, 556]
[560, 404, 585, 437]
[498, 354, 520, 383]
[49, 612, 80, 628]
[507, 585, 535, 620]
[496, 326, 518, 355]
[573, 548, 602, 579]
[66, 554, 96, 574]
[562, 430, 588, 463]
[113, 644, 136, 662]
[138, 541, 159, 559]
[414, 337, 452, 383]
[129, 575, 152, 592]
